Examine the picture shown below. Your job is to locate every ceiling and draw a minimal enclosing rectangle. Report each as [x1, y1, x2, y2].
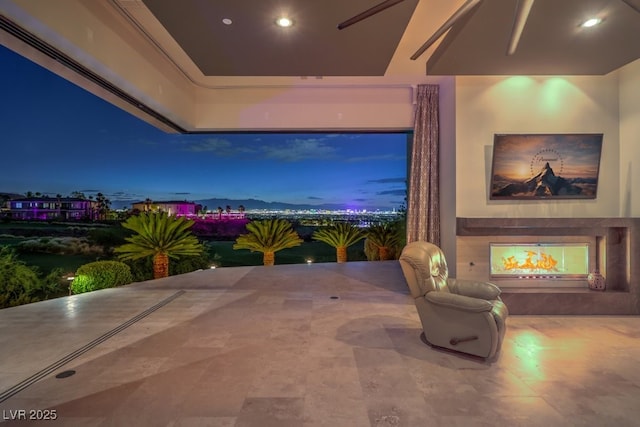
[141, 0, 420, 77]
[134, 0, 640, 77]
[2, 0, 640, 132]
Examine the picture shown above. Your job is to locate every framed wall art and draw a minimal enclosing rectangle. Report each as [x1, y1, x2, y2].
[489, 133, 603, 200]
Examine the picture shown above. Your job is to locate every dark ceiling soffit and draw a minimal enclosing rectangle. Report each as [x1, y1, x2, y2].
[0, 14, 188, 134]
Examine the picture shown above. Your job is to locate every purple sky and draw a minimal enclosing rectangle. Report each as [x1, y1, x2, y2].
[0, 45, 407, 211]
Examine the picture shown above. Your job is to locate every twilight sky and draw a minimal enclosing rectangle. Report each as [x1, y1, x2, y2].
[0, 45, 407, 210]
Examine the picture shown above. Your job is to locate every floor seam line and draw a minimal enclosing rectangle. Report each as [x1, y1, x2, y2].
[0, 289, 186, 403]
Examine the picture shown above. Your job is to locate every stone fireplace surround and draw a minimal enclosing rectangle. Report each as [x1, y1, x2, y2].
[456, 218, 640, 315]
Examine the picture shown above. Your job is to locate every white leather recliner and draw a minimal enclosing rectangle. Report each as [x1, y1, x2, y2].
[399, 241, 508, 359]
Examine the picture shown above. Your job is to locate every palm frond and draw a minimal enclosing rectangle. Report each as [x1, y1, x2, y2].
[366, 223, 401, 248]
[114, 212, 202, 261]
[234, 219, 302, 253]
[312, 223, 365, 248]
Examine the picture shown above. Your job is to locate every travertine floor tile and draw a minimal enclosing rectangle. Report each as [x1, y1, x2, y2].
[0, 262, 639, 426]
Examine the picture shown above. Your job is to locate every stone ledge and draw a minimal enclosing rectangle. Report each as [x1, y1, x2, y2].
[501, 289, 639, 315]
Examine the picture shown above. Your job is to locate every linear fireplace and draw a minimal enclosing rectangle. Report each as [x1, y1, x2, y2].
[490, 243, 589, 280]
[456, 234, 595, 288]
[455, 218, 640, 315]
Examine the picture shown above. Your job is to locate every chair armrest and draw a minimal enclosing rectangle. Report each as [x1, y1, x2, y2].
[447, 278, 501, 300]
[425, 291, 493, 313]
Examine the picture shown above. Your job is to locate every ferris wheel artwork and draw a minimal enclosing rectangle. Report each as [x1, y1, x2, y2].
[489, 133, 603, 200]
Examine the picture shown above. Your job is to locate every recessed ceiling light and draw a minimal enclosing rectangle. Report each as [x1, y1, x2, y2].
[580, 17, 602, 28]
[276, 17, 293, 27]
[222, 18, 232, 25]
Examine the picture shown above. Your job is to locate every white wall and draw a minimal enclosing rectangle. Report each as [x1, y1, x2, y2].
[2, 0, 197, 131]
[455, 74, 621, 218]
[2, 0, 453, 133]
[194, 85, 417, 131]
[619, 59, 640, 217]
[438, 78, 458, 273]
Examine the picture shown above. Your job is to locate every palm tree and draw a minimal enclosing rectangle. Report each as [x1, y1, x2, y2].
[312, 223, 365, 263]
[95, 192, 111, 220]
[55, 194, 62, 218]
[71, 191, 87, 199]
[217, 206, 223, 220]
[143, 198, 153, 212]
[233, 219, 302, 266]
[114, 212, 203, 279]
[366, 223, 402, 260]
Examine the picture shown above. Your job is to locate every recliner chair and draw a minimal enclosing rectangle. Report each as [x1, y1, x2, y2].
[399, 241, 508, 359]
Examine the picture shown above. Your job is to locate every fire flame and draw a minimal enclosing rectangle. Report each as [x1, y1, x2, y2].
[502, 250, 558, 272]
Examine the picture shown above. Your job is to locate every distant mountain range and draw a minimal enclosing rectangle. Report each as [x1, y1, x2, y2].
[491, 162, 597, 198]
[191, 198, 385, 212]
[108, 197, 391, 212]
[1, 192, 394, 212]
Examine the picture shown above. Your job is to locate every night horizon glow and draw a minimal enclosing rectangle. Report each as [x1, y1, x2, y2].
[0, 45, 408, 211]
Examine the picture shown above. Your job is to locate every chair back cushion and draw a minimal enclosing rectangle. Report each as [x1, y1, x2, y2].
[399, 241, 450, 298]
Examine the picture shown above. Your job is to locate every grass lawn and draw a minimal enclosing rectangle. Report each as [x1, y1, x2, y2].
[0, 236, 27, 245]
[207, 240, 368, 267]
[1, 221, 371, 273]
[17, 253, 98, 274]
[0, 222, 102, 231]
[4, 239, 368, 274]
[1, 233, 98, 274]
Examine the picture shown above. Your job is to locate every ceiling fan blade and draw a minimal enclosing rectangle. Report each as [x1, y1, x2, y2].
[411, 0, 483, 60]
[338, 0, 406, 30]
[507, 0, 535, 56]
[621, 0, 640, 14]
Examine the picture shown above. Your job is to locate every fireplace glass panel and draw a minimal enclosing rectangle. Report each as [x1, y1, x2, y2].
[490, 243, 589, 279]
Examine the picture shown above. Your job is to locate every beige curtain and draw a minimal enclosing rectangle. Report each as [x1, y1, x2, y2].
[407, 84, 440, 246]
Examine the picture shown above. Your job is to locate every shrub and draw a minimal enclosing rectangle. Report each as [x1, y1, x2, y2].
[0, 246, 41, 308]
[124, 252, 212, 281]
[124, 257, 154, 282]
[88, 226, 131, 253]
[71, 260, 133, 294]
[15, 236, 103, 256]
[38, 268, 70, 300]
[190, 218, 249, 239]
[169, 252, 212, 275]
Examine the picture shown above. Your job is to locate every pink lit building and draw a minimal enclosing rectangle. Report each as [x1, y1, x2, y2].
[7, 197, 98, 220]
[131, 200, 202, 217]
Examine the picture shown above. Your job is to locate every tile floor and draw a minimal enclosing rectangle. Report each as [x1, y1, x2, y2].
[1, 261, 639, 426]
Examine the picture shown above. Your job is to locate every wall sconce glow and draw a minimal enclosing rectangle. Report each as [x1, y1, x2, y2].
[580, 18, 602, 28]
[222, 18, 233, 25]
[276, 17, 293, 27]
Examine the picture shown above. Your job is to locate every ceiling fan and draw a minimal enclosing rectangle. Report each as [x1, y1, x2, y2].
[337, 0, 540, 59]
